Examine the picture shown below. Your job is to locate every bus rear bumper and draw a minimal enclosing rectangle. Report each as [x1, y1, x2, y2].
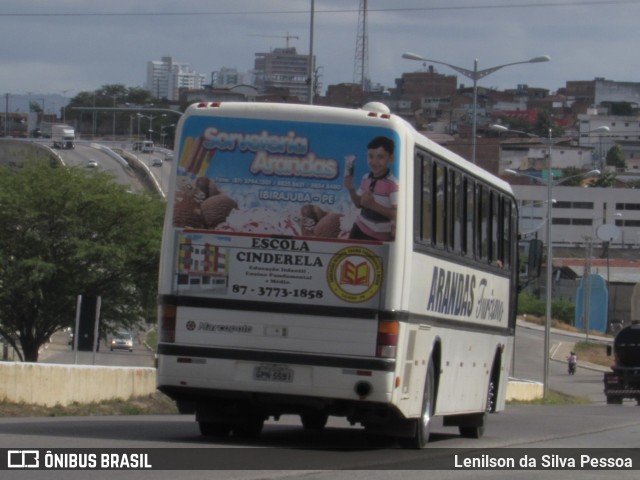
[156, 348, 397, 417]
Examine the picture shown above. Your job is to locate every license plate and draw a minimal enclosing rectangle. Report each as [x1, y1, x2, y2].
[253, 365, 294, 383]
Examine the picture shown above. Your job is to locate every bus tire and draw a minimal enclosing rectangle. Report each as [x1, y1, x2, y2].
[301, 411, 328, 430]
[232, 415, 265, 438]
[199, 421, 232, 438]
[400, 358, 435, 449]
[459, 421, 485, 439]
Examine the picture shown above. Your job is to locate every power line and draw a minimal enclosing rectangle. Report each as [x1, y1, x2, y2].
[1, 1, 639, 17]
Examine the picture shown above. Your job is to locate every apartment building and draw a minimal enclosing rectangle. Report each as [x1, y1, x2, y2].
[512, 184, 640, 249]
[253, 47, 313, 103]
[146, 56, 206, 101]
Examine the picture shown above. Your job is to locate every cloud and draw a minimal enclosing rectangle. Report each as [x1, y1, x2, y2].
[1, 0, 640, 97]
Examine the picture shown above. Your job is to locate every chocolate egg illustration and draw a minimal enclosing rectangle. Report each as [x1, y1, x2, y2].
[314, 212, 342, 238]
[173, 196, 204, 228]
[201, 194, 238, 228]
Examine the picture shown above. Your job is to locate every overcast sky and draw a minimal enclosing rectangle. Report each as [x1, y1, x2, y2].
[2, 0, 640, 104]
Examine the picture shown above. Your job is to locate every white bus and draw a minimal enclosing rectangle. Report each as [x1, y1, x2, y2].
[156, 101, 519, 447]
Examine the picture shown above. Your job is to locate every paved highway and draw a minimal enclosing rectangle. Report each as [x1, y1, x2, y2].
[0, 404, 638, 479]
[513, 321, 611, 403]
[49, 140, 172, 196]
[5, 323, 640, 479]
[54, 142, 145, 193]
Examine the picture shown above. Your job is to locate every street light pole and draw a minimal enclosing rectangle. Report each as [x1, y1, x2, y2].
[544, 128, 553, 399]
[137, 113, 166, 141]
[500, 125, 600, 399]
[402, 52, 550, 164]
[111, 95, 119, 141]
[308, 0, 315, 105]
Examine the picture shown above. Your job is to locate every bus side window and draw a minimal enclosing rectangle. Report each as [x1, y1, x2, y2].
[419, 154, 432, 244]
[434, 163, 446, 247]
[490, 191, 500, 265]
[450, 171, 463, 253]
[475, 184, 485, 260]
[464, 178, 474, 256]
[501, 197, 513, 269]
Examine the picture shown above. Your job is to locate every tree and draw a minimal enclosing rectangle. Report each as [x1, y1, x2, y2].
[0, 160, 165, 362]
[532, 109, 564, 139]
[590, 171, 617, 188]
[605, 144, 626, 170]
[559, 167, 587, 186]
[65, 85, 161, 137]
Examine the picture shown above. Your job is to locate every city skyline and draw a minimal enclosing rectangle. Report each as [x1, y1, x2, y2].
[2, 0, 640, 99]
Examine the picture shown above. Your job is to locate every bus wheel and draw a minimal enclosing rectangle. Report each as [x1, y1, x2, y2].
[301, 411, 328, 430]
[400, 359, 435, 449]
[199, 421, 232, 438]
[459, 422, 485, 439]
[232, 415, 265, 438]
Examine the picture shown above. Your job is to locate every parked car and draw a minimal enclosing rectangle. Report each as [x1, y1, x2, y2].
[110, 331, 134, 352]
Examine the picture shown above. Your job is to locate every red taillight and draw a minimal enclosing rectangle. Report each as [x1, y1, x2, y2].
[160, 304, 176, 343]
[376, 320, 399, 358]
[196, 102, 221, 108]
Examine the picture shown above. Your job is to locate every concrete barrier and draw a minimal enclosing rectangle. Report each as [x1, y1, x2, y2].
[506, 378, 543, 401]
[0, 361, 541, 407]
[0, 362, 156, 407]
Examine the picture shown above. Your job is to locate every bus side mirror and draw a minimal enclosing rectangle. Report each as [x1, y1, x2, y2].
[527, 239, 543, 279]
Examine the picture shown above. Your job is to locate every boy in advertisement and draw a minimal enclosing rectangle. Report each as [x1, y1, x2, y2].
[344, 136, 398, 241]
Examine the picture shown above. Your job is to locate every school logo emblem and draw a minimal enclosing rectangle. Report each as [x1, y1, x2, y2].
[327, 246, 383, 303]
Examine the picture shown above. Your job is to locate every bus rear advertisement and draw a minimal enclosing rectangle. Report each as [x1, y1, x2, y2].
[157, 102, 517, 448]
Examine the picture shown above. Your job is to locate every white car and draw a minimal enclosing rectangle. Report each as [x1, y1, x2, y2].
[110, 332, 134, 352]
[86, 159, 98, 168]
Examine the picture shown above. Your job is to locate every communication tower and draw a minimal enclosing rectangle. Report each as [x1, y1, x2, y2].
[353, 0, 370, 90]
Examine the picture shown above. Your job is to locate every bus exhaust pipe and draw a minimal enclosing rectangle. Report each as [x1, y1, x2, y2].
[355, 381, 372, 398]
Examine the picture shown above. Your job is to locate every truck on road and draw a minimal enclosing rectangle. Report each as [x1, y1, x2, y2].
[133, 140, 154, 153]
[604, 321, 640, 405]
[39, 122, 75, 149]
[51, 124, 75, 149]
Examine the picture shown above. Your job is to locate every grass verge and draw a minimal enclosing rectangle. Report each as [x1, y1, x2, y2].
[519, 315, 612, 367]
[508, 389, 591, 406]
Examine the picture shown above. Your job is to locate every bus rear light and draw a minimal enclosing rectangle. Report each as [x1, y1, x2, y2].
[376, 320, 399, 358]
[196, 102, 221, 108]
[160, 304, 177, 343]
